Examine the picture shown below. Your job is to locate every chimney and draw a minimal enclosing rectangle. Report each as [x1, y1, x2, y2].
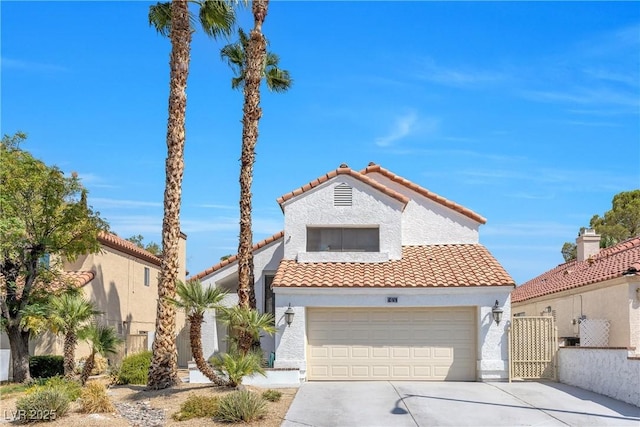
[576, 228, 601, 262]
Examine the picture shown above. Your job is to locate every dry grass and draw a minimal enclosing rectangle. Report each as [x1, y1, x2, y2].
[0, 376, 297, 427]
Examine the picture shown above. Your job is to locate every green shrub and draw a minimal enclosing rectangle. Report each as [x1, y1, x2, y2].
[29, 356, 64, 379]
[262, 389, 282, 402]
[215, 390, 267, 423]
[211, 351, 265, 387]
[172, 394, 219, 421]
[79, 382, 115, 413]
[28, 376, 82, 402]
[116, 350, 152, 385]
[15, 388, 70, 423]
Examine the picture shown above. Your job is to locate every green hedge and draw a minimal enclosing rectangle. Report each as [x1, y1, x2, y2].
[29, 356, 64, 379]
[116, 350, 152, 385]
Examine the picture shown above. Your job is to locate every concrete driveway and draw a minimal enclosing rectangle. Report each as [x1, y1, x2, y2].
[282, 381, 640, 427]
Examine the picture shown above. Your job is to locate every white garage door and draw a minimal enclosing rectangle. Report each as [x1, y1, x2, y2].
[307, 307, 476, 381]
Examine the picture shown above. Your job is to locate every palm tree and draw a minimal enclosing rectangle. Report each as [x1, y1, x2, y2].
[218, 305, 275, 356]
[220, 28, 292, 93]
[49, 294, 101, 377]
[169, 280, 229, 386]
[79, 323, 123, 385]
[146, 0, 236, 390]
[223, 0, 291, 309]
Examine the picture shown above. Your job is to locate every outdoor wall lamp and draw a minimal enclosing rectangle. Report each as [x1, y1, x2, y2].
[284, 303, 295, 327]
[491, 300, 503, 325]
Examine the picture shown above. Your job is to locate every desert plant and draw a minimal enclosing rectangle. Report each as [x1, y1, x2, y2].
[29, 355, 64, 379]
[27, 376, 82, 402]
[78, 382, 115, 413]
[172, 394, 220, 421]
[218, 306, 276, 356]
[117, 350, 152, 385]
[211, 351, 265, 387]
[76, 353, 108, 376]
[262, 389, 282, 402]
[15, 388, 70, 422]
[215, 390, 267, 423]
[79, 323, 122, 385]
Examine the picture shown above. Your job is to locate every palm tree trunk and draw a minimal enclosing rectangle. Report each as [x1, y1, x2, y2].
[63, 332, 77, 378]
[148, 0, 191, 390]
[80, 351, 95, 386]
[188, 314, 228, 386]
[237, 0, 269, 310]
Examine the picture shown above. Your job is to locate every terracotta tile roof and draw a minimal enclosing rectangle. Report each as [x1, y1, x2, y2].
[273, 245, 514, 288]
[512, 236, 640, 303]
[189, 231, 285, 281]
[2, 271, 95, 296]
[61, 271, 96, 288]
[276, 164, 410, 210]
[98, 232, 162, 266]
[361, 163, 487, 224]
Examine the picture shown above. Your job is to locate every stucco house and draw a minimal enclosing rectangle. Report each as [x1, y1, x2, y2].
[512, 229, 640, 351]
[30, 231, 190, 366]
[192, 163, 515, 382]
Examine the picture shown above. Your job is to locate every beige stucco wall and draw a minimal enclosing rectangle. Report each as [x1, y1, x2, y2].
[512, 278, 638, 349]
[31, 235, 188, 363]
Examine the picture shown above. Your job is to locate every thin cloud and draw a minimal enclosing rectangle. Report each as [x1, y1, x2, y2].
[375, 112, 419, 147]
[91, 198, 162, 209]
[194, 204, 236, 210]
[2, 57, 69, 73]
[415, 59, 506, 87]
[521, 88, 639, 108]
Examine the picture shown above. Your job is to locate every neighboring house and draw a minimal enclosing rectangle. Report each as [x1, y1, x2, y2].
[512, 229, 640, 351]
[192, 163, 515, 382]
[29, 231, 190, 366]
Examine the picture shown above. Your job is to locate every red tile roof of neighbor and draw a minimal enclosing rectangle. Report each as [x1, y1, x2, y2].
[276, 164, 411, 209]
[361, 163, 487, 224]
[189, 231, 285, 281]
[2, 271, 95, 295]
[98, 232, 162, 266]
[512, 236, 640, 303]
[273, 245, 515, 288]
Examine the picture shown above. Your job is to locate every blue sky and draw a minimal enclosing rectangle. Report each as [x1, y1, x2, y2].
[2, 1, 639, 285]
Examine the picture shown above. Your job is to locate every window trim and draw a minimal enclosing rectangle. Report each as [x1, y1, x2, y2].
[144, 267, 150, 287]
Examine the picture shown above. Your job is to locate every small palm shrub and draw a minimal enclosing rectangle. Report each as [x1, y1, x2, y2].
[15, 388, 70, 423]
[79, 382, 115, 413]
[262, 389, 282, 402]
[211, 351, 265, 387]
[215, 390, 267, 423]
[172, 394, 220, 421]
[76, 354, 108, 375]
[116, 351, 152, 385]
[26, 376, 82, 402]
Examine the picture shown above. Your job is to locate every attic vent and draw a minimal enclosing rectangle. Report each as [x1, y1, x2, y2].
[334, 183, 352, 206]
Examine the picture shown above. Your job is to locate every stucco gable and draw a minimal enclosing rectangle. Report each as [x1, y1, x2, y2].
[276, 164, 410, 210]
[361, 163, 486, 224]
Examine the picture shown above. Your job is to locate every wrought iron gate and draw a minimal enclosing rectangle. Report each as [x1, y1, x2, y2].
[509, 316, 558, 381]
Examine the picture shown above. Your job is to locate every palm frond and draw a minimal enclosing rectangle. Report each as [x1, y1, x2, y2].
[265, 68, 293, 93]
[170, 280, 227, 316]
[199, 0, 236, 39]
[148, 2, 172, 37]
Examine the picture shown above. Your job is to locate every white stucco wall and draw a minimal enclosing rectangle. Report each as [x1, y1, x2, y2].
[281, 176, 404, 261]
[558, 348, 640, 407]
[199, 239, 284, 360]
[274, 287, 512, 381]
[365, 172, 480, 245]
[512, 279, 638, 349]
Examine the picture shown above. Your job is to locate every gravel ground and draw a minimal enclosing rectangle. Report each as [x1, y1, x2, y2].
[0, 379, 297, 427]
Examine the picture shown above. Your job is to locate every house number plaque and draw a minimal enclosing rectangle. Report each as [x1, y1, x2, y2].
[387, 297, 398, 303]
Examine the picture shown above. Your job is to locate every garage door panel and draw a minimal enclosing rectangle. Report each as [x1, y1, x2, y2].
[307, 307, 476, 381]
